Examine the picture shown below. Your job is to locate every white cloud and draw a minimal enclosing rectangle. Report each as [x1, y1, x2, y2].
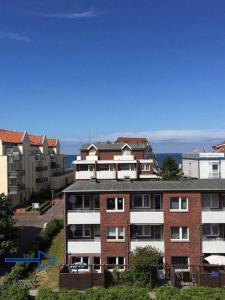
[34, 9, 97, 19]
[0, 32, 31, 42]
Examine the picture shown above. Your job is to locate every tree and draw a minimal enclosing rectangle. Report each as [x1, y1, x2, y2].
[159, 156, 182, 180]
[118, 246, 161, 287]
[0, 194, 18, 257]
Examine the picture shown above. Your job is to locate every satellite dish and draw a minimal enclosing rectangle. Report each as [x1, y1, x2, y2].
[70, 225, 76, 237]
[69, 195, 76, 209]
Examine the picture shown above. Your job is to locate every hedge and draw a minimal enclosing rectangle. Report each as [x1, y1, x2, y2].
[4, 218, 63, 284]
[0, 284, 29, 300]
[36, 287, 149, 300]
[155, 285, 225, 300]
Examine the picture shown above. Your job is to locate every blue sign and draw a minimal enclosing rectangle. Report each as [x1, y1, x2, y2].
[210, 271, 219, 278]
[5, 250, 57, 271]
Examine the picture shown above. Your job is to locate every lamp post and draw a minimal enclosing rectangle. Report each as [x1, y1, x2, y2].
[51, 189, 54, 218]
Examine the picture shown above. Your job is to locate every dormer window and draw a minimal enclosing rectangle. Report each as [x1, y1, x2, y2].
[122, 148, 131, 156]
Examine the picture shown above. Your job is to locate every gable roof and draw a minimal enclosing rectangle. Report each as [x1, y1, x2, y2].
[116, 137, 148, 144]
[29, 134, 43, 146]
[0, 129, 24, 144]
[47, 138, 58, 147]
[81, 142, 146, 151]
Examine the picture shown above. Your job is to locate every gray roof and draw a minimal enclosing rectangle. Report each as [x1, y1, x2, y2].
[81, 143, 146, 151]
[64, 179, 225, 193]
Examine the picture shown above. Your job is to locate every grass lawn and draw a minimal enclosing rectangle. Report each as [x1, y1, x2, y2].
[34, 229, 64, 290]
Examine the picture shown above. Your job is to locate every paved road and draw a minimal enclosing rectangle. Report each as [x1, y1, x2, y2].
[14, 198, 64, 256]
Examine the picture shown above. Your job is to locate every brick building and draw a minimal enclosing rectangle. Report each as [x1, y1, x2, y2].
[64, 179, 225, 272]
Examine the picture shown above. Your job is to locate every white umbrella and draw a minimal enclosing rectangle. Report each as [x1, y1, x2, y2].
[204, 255, 225, 265]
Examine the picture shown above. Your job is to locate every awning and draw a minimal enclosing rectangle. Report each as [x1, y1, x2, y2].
[204, 255, 225, 265]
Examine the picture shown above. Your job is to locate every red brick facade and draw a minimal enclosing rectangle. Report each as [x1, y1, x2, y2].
[163, 192, 202, 265]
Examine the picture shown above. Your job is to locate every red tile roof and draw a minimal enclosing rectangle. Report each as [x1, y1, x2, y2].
[0, 129, 24, 143]
[116, 137, 148, 144]
[28, 135, 43, 146]
[47, 138, 58, 147]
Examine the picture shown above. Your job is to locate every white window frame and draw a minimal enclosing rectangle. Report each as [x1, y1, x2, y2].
[71, 224, 91, 238]
[71, 195, 91, 210]
[106, 227, 125, 241]
[170, 197, 188, 212]
[141, 163, 150, 171]
[106, 197, 124, 212]
[170, 227, 189, 242]
[132, 194, 150, 208]
[202, 194, 219, 210]
[107, 257, 125, 270]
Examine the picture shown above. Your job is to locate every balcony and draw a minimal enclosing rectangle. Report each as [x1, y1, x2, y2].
[86, 155, 98, 161]
[36, 166, 48, 172]
[68, 240, 101, 254]
[8, 184, 25, 194]
[36, 177, 48, 183]
[67, 212, 100, 225]
[114, 155, 134, 161]
[202, 238, 225, 254]
[208, 172, 220, 179]
[76, 170, 95, 180]
[130, 211, 164, 224]
[117, 170, 137, 179]
[96, 171, 116, 180]
[8, 170, 25, 178]
[202, 210, 225, 223]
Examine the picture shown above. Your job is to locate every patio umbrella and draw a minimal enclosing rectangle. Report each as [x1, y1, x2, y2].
[204, 255, 225, 265]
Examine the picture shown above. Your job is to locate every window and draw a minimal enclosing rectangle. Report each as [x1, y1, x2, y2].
[69, 224, 91, 238]
[107, 227, 125, 241]
[71, 256, 88, 269]
[94, 257, 100, 270]
[106, 198, 124, 211]
[119, 164, 135, 171]
[171, 227, 189, 241]
[170, 197, 188, 211]
[99, 164, 114, 171]
[78, 165, 94, 172]
[212, 164, 219, 171]
[132, 194, 150, 208]
[122, 149, 131, 156]
[94, 225, 100, 237]
[107, 257, 125, 269]
[132, 225, 151, 237]
[171, 256, 189, 270]
[141, 164, 150, 171]
[69, 195, 90, 210]
[202, 224, 219, 236]
[202, 194, 219, 210]
[93, 195, 100, 210]
[154, 194, 162, 209]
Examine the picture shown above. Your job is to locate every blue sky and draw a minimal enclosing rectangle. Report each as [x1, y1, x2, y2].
[1, 0, 225, 154]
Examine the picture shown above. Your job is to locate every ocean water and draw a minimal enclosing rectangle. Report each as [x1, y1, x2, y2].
[64, 153, 182, 170]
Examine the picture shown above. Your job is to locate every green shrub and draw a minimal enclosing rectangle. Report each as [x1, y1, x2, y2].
[36, 288, 58, 300]
[0, 284, 29, 300]
[58, 290, 83, 300]
[155, 285, 180, 300]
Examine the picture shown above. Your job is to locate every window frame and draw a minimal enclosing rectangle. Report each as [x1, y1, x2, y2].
[171, 256, 189, 271]
[141, 163, 151, 171]
[106, 197, 124, 212]
[132, 194, 151, 209]
[202, 193, 219, 210]
[106, 227, 125, 241]
[170, 226, 189, 242]
[202, 223, 220, 237]
[169, 197, 189, 212]
[106, 256, 125, 270]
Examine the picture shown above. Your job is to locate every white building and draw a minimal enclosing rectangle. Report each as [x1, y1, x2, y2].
[182, 152, 225, 179]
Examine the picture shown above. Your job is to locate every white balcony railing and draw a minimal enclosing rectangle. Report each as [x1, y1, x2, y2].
[96, 171, 116, 179]
[202, 211, 225, 223]
[117, 170, 137, 179]
[130, 211, 164, 224]
[67, 212, 100, 224]
[114, 155, 134, 161]
[202, 240, 225, 253]
[86, 155, 98, 161]
[68, 241, 101, 254]
[75, 171, 95, 180]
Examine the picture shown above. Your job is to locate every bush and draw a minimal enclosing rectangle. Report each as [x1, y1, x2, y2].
[36, 288, 57, 300]
[155, 285, 180, 300]
[0, 284, 29, 300]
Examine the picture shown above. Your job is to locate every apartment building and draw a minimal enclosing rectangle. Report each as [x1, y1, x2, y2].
[64, 179, 225, 272]
[0, 129, 73, 207]
[73, 137, 158, 180]
[182, 152, 225, 179]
